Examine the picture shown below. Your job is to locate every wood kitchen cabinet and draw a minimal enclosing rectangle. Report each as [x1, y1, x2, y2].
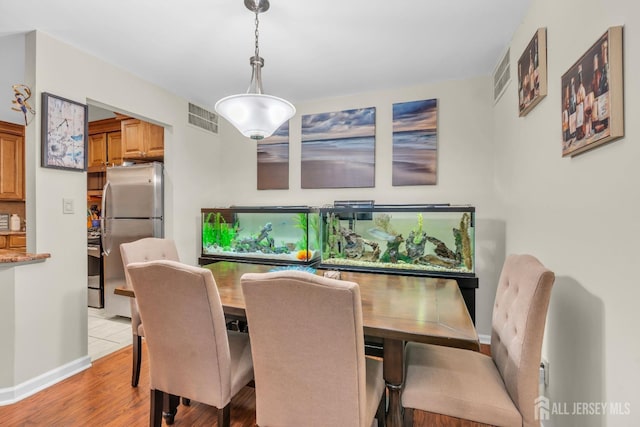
[88, 132, 122, 170]
[0, 234, 26, 252]
[0, 122, 25, 201]
[88, 119, 123, 172]
[121, 118, 164, 159]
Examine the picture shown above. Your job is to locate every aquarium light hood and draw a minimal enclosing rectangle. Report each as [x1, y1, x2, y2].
[215, 0, 295, 141]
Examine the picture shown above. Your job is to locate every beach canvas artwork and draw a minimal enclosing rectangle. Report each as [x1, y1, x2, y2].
[301, 107, 375, 188]
[257, 121, 289, 190]
[392, 99, 438, 186]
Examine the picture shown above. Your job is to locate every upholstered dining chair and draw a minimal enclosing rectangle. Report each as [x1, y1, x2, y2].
[120, 237, 180, 388]
[402, 254, 555, 427]
[241, 270, 387, 427]
[126, 259, 254, 427]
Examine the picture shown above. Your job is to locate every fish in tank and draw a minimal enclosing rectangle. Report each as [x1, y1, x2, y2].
[320, 205, 475, 276]
[200, 207, 320, 265]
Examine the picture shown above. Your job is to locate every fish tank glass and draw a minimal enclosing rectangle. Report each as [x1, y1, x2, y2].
[319, 203, 475, 277]
[199, 206, 321, 266]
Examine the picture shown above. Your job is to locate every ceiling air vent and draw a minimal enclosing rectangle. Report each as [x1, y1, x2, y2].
[493, 48, 510, 103]
[188, 103, 218, 134]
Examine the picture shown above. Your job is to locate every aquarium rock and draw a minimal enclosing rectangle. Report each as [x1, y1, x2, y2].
[339, 227, 380, 260]
[425, 236, 457, 262]
[235, 222, 278, 253]
[382, 234, 404, 263]
[406, 230, 427, 260]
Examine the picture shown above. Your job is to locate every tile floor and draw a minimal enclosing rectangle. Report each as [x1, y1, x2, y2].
[88, 307, 132, 361]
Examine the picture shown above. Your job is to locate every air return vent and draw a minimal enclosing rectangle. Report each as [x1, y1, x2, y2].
[493, 48, 510, 103]
[188, 103, 218, 133]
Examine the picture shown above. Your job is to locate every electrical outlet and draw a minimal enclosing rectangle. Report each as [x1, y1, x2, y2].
[540, 359, 550, 387]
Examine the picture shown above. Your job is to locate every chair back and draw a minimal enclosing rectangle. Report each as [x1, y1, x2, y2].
[120, 238, 179, 331]
[126, 260, 233, 408]
[241, 271, 369, 427]
[490, 254, 555, 426]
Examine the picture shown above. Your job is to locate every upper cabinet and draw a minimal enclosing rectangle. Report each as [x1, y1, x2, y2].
[0, 122, 25, 201]
[121, 119, 164, 160]
[87, 116, 163, 198]
[88, 118, 123, 172]
[88, 116, 164, 171]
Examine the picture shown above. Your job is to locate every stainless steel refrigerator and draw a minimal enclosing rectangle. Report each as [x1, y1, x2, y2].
[101, 162, 164, 317]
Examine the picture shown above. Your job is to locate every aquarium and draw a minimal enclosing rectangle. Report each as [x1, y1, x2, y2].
[199, 206, 321, 266]
[319, 204, 475, 277]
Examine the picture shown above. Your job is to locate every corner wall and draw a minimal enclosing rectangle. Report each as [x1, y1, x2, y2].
[0, 34, 26, 125]
[494, 0, 640, 425]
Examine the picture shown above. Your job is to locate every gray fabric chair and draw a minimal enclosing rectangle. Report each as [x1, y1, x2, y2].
[120, 237, 180, 388]
[241, 270, 386, 427]
[126, 259, 254, 427]
[402, 254, 555, 427]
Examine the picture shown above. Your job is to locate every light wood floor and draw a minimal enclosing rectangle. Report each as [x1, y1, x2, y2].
[0, 343, 492, 426]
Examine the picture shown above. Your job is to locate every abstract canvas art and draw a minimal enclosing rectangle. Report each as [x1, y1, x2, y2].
[41, 92, 87, 171]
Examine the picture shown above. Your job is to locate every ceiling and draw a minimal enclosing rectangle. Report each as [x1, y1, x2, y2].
[1, 0, 530, 111]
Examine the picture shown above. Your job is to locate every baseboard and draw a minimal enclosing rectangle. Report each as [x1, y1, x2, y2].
[478, 333, 491, 345]
[0, 355, 92, 405]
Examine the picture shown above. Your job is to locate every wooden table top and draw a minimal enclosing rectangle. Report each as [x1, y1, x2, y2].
[117, 261, 479, 351]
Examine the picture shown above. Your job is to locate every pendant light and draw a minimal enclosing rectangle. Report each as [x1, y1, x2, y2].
[215, 0, 295, 140]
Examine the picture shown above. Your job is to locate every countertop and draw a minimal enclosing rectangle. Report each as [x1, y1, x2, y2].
[0, 231, 26, 236]
[0, 249, 50, 264]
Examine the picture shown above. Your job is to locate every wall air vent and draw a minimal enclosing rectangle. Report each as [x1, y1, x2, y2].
[493, 48, 510, 103]
[188, 103, 218, 134]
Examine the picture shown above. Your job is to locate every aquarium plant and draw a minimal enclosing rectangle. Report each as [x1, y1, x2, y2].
[413, 213, 424, 244]
[202, 212, 216, 248]
[292, 213, 308, 250]
[293, 213, 316, 260]
[203, 212, 237, 250]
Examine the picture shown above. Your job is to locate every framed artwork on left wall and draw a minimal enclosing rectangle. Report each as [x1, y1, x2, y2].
[41, 92, 88, 171]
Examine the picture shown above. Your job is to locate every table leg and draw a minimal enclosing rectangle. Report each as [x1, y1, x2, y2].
[383, 338, 404, 427]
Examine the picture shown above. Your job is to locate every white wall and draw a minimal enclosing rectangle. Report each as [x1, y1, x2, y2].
[494, 0, 640, 425]
[0, 30, 220, 396]
[217, 77, 503, 337]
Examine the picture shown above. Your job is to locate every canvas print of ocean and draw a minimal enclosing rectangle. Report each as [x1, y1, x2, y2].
[392, 99, 438, 186]
[257, 121, 289, 190]
[301, 107, 375, 188]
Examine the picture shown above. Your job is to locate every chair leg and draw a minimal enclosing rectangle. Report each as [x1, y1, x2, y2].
[150, 389, 164, 427]
[217, 403, 231, 427]
[162, 393, 180, 425]
[132, 334, 142, 387]
[377, 392, 387, 427]
[403, 407, 413, 427]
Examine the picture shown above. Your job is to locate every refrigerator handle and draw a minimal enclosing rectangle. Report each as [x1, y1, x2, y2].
[101, 180, 112, 256]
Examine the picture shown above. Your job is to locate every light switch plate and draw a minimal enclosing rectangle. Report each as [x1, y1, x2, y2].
[63, 198, 74, 214]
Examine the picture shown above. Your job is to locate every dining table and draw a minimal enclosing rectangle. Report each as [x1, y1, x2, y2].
[116, 260, 479, 427]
